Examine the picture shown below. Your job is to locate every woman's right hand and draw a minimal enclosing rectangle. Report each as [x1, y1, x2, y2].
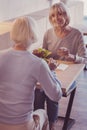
[57, 47, 69, 57]
[48, 58, 58, 70]
[57, 47, 76, 62]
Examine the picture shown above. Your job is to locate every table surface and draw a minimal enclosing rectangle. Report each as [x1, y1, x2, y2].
[55, 61, 85, 96]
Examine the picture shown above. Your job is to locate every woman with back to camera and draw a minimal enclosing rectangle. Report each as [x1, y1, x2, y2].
[0, 16, 62, 130]
[34, 2, 87, 130]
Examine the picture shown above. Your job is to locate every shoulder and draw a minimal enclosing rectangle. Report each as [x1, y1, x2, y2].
[30, 53, 49, 73]
[29, 52, 42, 62]
[71, 27, 82, 36]
[0, 48, 11, 56]
[29, 52, 48, 67]
[44, 28, 54, 37]
[44, 28, 56, 42]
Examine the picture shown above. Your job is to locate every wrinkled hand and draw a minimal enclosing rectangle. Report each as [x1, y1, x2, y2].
[48, 58, 58, 70]
[57, 47, 69, 57]
[65, 54, 75, 62]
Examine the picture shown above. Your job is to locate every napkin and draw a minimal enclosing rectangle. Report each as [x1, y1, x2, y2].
[57, 63, 69, 71]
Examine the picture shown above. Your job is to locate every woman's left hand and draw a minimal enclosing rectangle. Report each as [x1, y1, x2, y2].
[65, 54, 75, 62]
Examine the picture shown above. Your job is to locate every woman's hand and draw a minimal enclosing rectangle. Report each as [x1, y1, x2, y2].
[48, 58, 58, 70]
[65, 54, 76, 62]
[57, 47, 75, 62]
[57, 47, 69, 57]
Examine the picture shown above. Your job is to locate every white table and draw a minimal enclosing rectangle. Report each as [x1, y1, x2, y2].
[55, 61, 85, 130]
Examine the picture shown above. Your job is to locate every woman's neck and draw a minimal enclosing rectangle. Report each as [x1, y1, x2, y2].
[54, 26, 71, 38]
[13, 43, 27, 51]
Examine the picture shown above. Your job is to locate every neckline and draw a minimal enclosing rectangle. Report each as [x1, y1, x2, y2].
[53, 27, 73, 40]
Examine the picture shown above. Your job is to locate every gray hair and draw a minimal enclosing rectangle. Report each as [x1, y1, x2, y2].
[10, 16, 38, 48]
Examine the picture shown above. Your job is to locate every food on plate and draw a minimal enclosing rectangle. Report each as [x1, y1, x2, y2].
[33, 48, 51, 62]
[33, 48, 58, 70]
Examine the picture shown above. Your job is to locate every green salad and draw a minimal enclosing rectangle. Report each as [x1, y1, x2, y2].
[33, 48, 51, 62]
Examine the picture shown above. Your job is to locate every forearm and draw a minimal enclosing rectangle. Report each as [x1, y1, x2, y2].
[75, 55, 87, 63]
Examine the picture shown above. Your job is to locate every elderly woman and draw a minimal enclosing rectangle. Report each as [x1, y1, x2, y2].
[34, 2, 87, 130]
[43, 2, 87, 62]
[0, 16, 62, 130]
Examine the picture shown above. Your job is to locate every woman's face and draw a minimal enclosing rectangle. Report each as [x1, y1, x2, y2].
[49, 8, 66, 28]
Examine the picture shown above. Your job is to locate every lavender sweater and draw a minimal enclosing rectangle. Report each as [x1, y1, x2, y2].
[0, 48, 62, 124]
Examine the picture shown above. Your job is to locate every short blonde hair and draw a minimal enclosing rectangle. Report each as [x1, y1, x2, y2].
[49, 2, 70, 27]
[10, 16, 38, 47]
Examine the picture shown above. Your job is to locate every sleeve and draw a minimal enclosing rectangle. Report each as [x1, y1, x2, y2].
[75, 32, 87, 63]
[38, 60, 62, 102]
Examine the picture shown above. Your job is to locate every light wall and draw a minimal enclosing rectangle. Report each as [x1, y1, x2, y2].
[0, 0, 59, 21]
[81, 0, 87, 16]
